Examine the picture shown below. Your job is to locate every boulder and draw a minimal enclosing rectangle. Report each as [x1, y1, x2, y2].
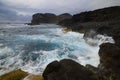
[43, 59, 97, 80]
[86, 64, 98, 74]
[98, 43, 120, 80]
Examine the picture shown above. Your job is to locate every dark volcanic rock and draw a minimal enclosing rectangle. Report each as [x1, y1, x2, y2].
[96, 21, 120, 47]
[43, 59, 97, 80]
[58, 13, 72, 22]
[98, 43, 120, 80]
[86, 64, 98, 74]
[59, 6, 120, 32]
[30, 13, 72, 25]
[31, 13, 57, 25]
[72, 6, 120, 23]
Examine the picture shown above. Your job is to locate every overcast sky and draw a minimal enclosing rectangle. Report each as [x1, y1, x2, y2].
[0, 0, 120, 22]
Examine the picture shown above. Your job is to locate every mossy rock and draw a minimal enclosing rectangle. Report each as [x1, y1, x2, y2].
[0, 68, 3, 70]
[62, 28, 72, 33]
[0, 69, 28, 80]
[26, 75, 44, 80]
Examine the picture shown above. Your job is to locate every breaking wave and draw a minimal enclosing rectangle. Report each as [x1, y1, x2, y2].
[0, 24, 114, 75]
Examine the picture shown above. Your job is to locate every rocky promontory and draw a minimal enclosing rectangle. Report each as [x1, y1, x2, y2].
[59, 6, 120, 26]
[29, 13, 72, 25]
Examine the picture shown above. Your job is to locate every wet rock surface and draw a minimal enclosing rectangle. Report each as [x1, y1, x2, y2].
[43, 59, 97, 80]
[98, 43, 120, 80]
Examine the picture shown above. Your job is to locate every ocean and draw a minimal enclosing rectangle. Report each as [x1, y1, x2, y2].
[0, 24, 114, 75]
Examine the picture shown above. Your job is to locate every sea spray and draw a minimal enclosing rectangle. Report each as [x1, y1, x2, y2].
[83, 30, 115, 46]
[0, 24, 114, 75]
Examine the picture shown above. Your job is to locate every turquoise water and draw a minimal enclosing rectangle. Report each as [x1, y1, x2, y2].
[0, 24, 114, 75]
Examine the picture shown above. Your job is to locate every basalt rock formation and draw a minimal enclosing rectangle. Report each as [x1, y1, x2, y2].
[59, 6, 120, 27]
[43, 59, 97, 80]
[31, 13, 57, 25]
[30, 13, 72, 25]
[98, 43, 120, 80]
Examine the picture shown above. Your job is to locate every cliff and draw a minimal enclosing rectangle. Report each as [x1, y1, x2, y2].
[30, 13, 72, 25]
[59, 6, 120, 26]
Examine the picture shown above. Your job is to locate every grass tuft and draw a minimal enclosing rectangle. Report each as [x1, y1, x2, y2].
[0, 69, 28, 80]
[26, 75, 43, 80]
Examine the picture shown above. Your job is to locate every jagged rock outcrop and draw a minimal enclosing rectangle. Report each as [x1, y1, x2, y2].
[98, 43, 120, 80]
[72, 6, 120, 23]
[59, 6, 120, 27]
[96, 21, 120, 47]
[30, 13, 72, 25]
[57, 13, 72, 22]
[31, 13, 57, 25]
[82, 21, 120, 38]
[43, 59, 97, 80]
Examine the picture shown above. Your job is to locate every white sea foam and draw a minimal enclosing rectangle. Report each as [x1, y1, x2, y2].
[18, 30, 100, 74]
[85, 34, 115, 46]
[0, 24, 115, 75]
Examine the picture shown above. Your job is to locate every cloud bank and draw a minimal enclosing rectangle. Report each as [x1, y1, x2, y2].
[0, 0, 120, 22]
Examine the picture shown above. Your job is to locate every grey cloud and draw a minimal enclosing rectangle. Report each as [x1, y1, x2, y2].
[0, 2, 31, 22]
[0, 0, 120, 22]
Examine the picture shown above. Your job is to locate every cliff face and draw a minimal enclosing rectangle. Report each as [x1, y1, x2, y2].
[98, 43, 120, 80]
[59, 6, 120, 26]
[72, 6, 120, 23]
[30, 6, 120, 25]
[31, 13, 57, 25]
[30, 13, 72, 25]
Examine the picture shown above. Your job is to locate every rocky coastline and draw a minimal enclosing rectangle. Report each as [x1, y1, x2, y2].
[1, 6, 120, 80]
[58, 6, 120, 80]
[28, 13, 72, 25]
[30, 6, 120, 80]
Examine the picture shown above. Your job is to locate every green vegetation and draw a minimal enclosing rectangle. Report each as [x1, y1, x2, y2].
[26, 75, 43, 80]
[0, 69, 28, 80]
[62, 28, 72, 33]
[0, 68, 2, 70]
